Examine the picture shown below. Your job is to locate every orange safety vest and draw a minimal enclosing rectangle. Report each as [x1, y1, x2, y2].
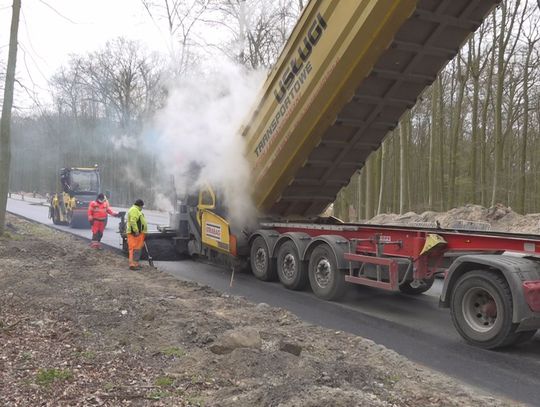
[88, 200, 116, 221]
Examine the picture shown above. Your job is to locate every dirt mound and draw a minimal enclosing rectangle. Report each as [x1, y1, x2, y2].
[0, 214, 518, 406]
[368, 204, 540, 235]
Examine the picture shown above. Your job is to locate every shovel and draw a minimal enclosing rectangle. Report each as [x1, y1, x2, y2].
[144, 241, 156, 268]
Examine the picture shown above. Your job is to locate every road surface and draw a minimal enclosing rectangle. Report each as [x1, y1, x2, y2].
[6, 196, 540, 406]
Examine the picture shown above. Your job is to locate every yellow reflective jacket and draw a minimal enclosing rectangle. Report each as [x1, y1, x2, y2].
[126, 204, 147, 234]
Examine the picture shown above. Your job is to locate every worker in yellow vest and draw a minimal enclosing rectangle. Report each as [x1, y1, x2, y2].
[126, 199, 148, 270]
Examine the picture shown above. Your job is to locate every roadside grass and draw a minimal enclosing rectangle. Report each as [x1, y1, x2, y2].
[80, 350, 96, 360]
[160, 346, 185, 358]
[185, 393, 205, 406]
[103, 382, 116, 391]
[20, 351, 33, 361]
[35, 368, 73, 386]
[146, 387, 205, 405]
[155, 375, 175, 387]
[147, 389, 171, 400]
[0, 231, 22, 241]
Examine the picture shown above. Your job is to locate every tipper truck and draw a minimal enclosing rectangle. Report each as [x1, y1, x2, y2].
[128, 0, 540, 349]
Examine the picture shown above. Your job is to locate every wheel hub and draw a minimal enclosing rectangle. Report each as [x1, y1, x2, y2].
[282, 253, 296, 280]
[315, 258, 331, 288]
[410, 279, 423, 289]
[255, 248, 267, 272]
[462, 287, 498, 332]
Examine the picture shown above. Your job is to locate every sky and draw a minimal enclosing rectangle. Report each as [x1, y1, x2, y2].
[0, 0, 171, 108]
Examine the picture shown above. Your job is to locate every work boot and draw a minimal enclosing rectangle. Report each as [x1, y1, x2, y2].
[129, 265, 141, 271]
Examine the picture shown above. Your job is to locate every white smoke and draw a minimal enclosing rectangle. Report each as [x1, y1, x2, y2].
[153, 192, 174, 213]
[151, 59, 266, 229]
[111, 134, 137, 150]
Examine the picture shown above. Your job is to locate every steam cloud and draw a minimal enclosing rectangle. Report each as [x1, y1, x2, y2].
[151, 59, 266, 229]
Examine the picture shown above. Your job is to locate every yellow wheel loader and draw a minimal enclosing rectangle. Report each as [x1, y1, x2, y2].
[48, 166, 101, 229]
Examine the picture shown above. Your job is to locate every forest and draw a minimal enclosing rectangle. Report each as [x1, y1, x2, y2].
[3, 0, 540, 220]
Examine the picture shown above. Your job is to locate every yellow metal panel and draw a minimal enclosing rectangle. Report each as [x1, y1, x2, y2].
[243, 0, 417, 214]
[242, 0, 499, 218]
[201, 210, 231, 254]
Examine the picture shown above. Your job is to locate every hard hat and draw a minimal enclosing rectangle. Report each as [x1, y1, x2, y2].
[134, 199, 144, 207]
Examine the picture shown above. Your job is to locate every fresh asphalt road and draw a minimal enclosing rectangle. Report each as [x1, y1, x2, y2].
[6, 195, 168, 251]
[6, 197, 540, 405]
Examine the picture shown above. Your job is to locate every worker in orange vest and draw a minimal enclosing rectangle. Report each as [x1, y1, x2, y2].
[88, 193, 119, 249]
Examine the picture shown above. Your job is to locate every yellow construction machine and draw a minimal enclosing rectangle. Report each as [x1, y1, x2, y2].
[131, 1, 540, 348]
[48, 166, 101, 228]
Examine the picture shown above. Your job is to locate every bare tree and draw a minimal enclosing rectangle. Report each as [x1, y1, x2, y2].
[141, 0, 212, 77]
[491, 0, 525, 206]
[210, 0, 302, 69]
[0, 0, 21, 235]
[376, 142, 386, 215]
[517, 5, 540, 213]
[35, 39, 167, 205]
[448, 54, 468, 208]
[467, 23, 492, 204]
[81, 38, 165, 129]
[399, 111, 411, 214]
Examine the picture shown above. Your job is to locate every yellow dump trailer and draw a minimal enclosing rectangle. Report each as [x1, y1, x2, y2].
[243, 0, 499, 218]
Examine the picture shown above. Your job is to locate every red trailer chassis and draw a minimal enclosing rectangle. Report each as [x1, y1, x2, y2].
[249, 222, 540, 349]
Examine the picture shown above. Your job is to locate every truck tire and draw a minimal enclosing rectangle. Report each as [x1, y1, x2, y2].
[450, 270, 522, 349]
[308, 244, 346, 301]
[399, 276, 435, 295]
[250, 236, 277, 281]
[50, 206, 59, 225]
[276, 240, 308, 290]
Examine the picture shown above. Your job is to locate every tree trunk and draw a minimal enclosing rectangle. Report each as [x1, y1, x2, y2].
[469, 42, 480, 204]
[392, 133, 399, 212]
[436, 76, 445, 211]
[0, 0, 21, 235]
[359, 168, 367, 220]
[399, 113, 409, 214]
[448, 56, 467, 209]
[518, 37, 536, 213]
[480, 30, 496, 207]
[366, 154, 374, 219]
[377, 142, 386, 215]
[405, 116, 412, 211]
[428, 84, 438, 209]
[491, 0, 523, 206]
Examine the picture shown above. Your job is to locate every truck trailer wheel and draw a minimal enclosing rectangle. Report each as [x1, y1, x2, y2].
[399, 276, 435, 295]
[250, 236, 277, 281]
[276, 240, 308, 290]
[450, 270, 521, 349]
[308, 244, 346, 301]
